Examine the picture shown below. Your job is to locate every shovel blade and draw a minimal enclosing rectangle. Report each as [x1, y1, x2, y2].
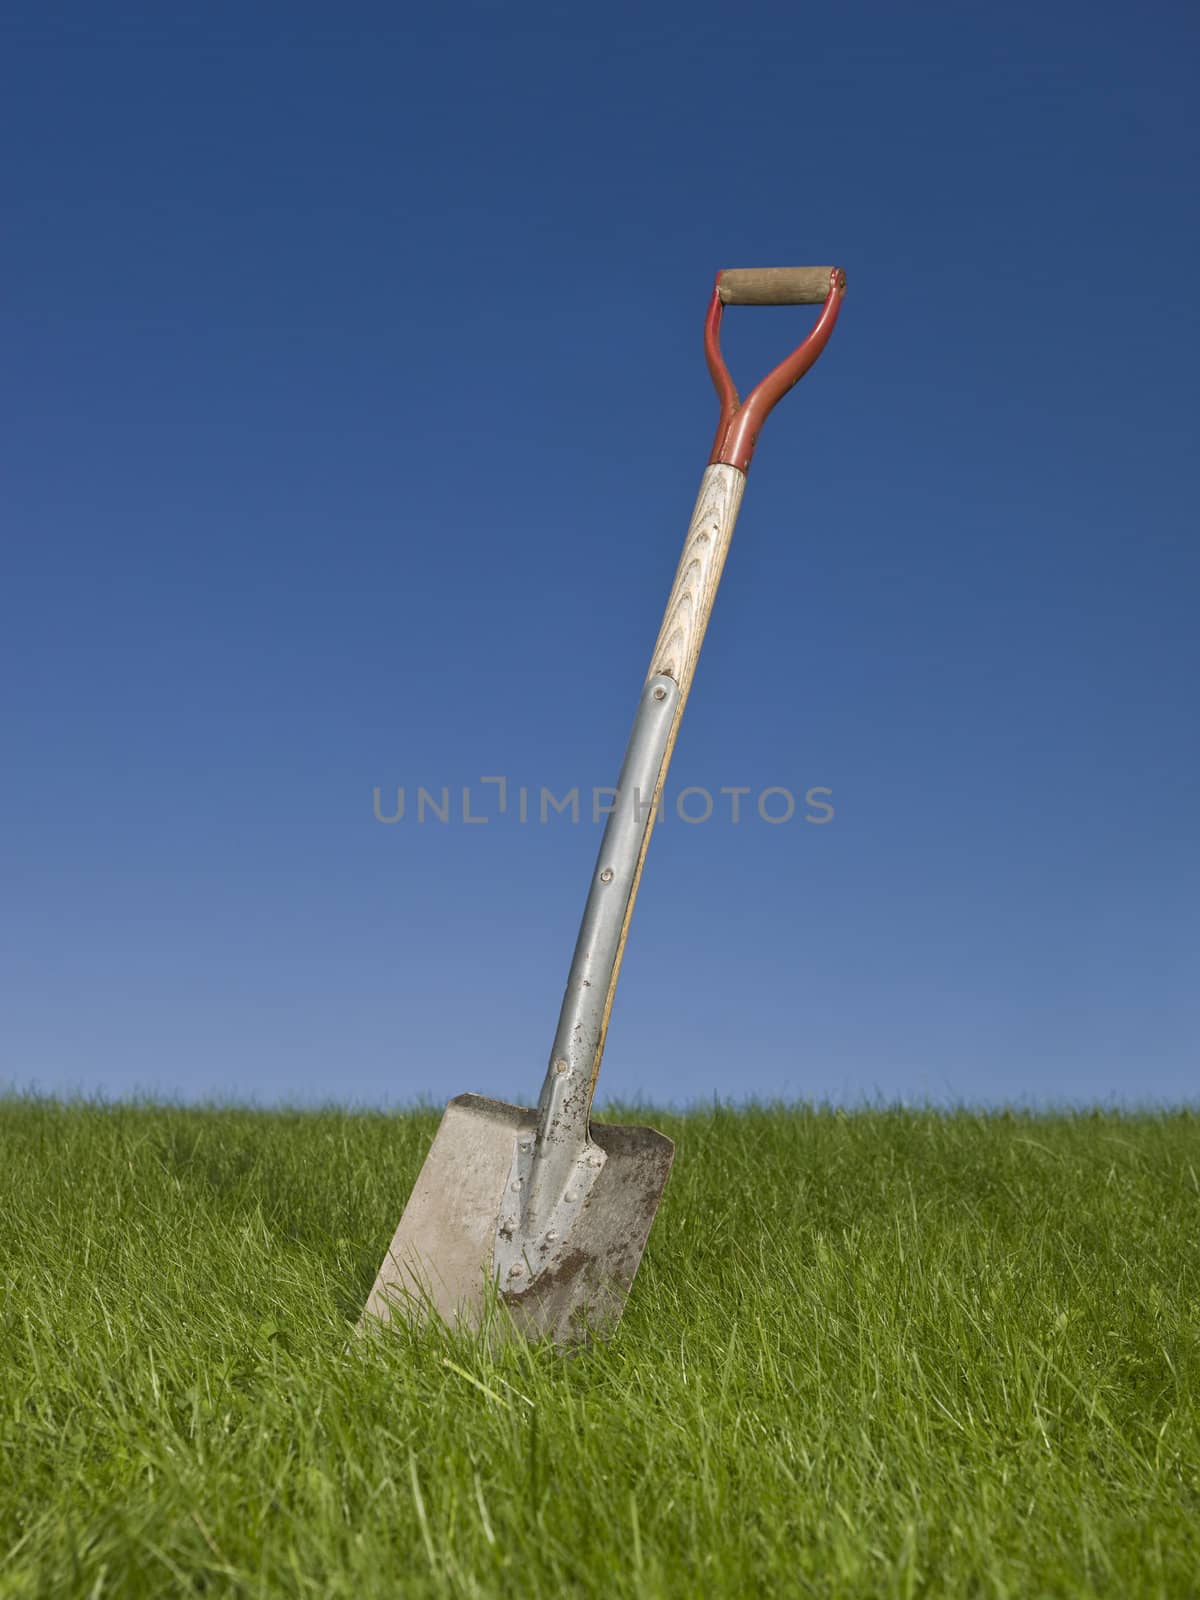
[361, 1093, 673, 1347]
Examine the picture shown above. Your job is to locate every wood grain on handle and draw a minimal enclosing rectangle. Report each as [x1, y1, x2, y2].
[647, 464, 745, 688]
[718, 266, 845, 305]
[585, 464, 747, 1099]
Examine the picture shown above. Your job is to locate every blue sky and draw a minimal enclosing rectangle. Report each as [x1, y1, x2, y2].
[3, 1, 1197, 1107]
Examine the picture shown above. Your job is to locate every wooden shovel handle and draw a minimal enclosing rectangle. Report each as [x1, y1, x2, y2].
[717, 266, 846, 305]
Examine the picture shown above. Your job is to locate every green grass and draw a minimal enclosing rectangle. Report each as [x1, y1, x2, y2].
[1, 1099, 1198, 1597]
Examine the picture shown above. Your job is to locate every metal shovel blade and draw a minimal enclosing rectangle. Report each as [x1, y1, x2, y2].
[360, 1094, 673, 1347]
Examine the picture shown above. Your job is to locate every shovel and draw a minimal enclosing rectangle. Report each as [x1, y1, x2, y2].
[362, 264, 847, 1346]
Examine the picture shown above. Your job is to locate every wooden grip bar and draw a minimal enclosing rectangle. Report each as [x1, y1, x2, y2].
[716, 267, 846, 306]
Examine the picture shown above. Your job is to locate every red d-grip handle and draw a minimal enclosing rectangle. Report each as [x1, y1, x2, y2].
[706, 266, 846, 472]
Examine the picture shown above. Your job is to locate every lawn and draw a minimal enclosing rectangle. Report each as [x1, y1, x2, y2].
[1, 1098, 1197, 1597]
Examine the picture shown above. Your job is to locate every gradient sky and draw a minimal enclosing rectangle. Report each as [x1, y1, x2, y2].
[3, 1, 1197, 1107]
